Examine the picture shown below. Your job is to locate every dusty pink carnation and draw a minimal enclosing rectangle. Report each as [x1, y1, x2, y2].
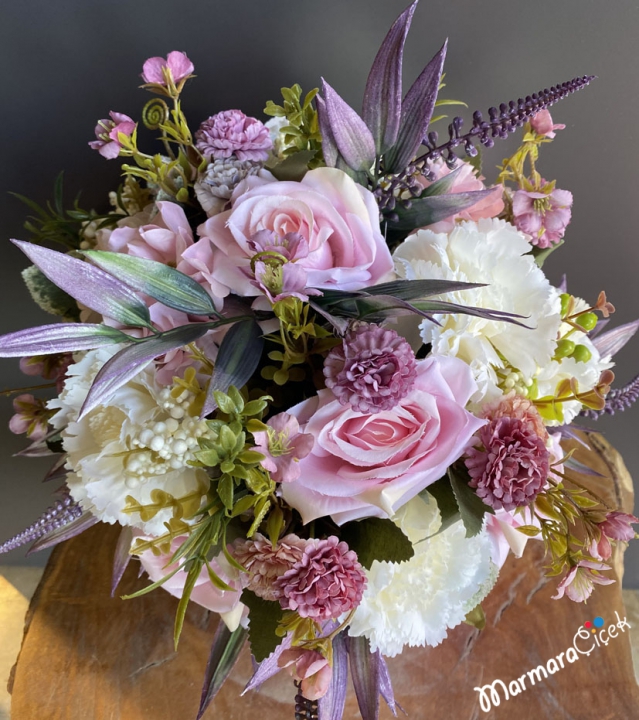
[465, 396, 550, 511]
[195, 110, 272, 163]
[88, 111, 135, 160]
[232, 532, 308, 601]
[512, 182, 573, 249]
[324, 324, 417, 413]
[274, 536, 366, 620]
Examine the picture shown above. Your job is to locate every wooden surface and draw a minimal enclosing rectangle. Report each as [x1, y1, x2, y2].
[9, 433, 639, 720]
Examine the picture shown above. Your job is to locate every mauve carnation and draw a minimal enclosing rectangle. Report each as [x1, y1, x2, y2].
[275, 536, 366, 620]
[465, 397, 550, 512]
[512, 182, 573, 249]
[324, 324, 417, 413]
[232, 532, 308, 601]
[196, 110, 272, 163]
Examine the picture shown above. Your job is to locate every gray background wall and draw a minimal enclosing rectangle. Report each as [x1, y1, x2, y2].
[1, 0, 638, 584]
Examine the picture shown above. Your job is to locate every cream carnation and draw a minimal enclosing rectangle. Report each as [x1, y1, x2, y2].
[393, 218, 562, 404]
[48, 347, 211, 535]
[349, 493, 497, 657]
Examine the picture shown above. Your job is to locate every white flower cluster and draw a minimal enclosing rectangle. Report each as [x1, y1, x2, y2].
[48, 347, 211, 535]
[349, 493, 497, 657]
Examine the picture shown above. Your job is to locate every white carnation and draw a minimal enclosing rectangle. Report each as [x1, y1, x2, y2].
[48, 347, 212, 535]
[349, 493, 497, 657]
[393, 218, 562, 404]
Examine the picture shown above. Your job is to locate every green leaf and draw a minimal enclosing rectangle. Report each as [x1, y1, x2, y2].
[464, 604, 486, 630]
[266, 504, 284, 546]
[388, 190, 497, 231]
[218, 475, 234, 510]
[230, 494, 257, 517]
[448, 465, 494, 538]
[213, 390, 238, 416]
[340, 517, 414, 569]
[241, 590, 284, 662]
[516, 525, 542, 537]
[422, 478, 461, 536]
[21, 265, 81, 320]
[268, 149, 316, 181]
[84, 250, 218, 316]
[532, 239, 564, 268]
[175, 560, 203, 648]
[197, 624, 248, 720]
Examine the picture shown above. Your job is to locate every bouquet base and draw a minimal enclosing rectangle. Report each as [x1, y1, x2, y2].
[9, 433, 639, 719]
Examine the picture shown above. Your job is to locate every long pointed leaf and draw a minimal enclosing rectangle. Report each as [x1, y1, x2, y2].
[26, 512, 98, 554]
[84, 250, 219, 317]
[389, 189, 497, 231]
[318, 631, 349, 720]
[348, 635, 380, 720]
[242, 634, 292, 695]
[0, 323, 131, 357]
[111, 526, 133, 597]
[362, 1, 417, 154]
[197, 623, 249, 720]
[321, 80, 376, 173]
[592, 319, 639, 359]
[80, 324, 209, 419]
[202, 319, 264, 416]
[379, 655, 400, 717]
[316, 95, 340, 168]
[365, 278, 485, 300]
[13, 240, 152, 328]
[385, 40, 448, 173]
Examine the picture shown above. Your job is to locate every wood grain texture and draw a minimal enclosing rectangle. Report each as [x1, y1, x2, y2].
[9, 433, 639, 720]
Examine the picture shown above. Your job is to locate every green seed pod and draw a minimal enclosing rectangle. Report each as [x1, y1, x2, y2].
[560, 293, 572, 317]
[555, 338, 576, 359]
[575, 312, 598, 332]
[571, 344, 593, 363]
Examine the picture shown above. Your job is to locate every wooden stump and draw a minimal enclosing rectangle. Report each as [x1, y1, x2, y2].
[9, 433, 639, 719]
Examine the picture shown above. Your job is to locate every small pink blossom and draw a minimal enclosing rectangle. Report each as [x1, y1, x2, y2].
[324, 324, 417, 414]
[232, 532, 308, 601]
[530, 109, 565, 139]
[142, 51, 194, 86]
[20, 353, 72, 393]
[278, 648, 332, 701]
[512, 182, 573, 249]
[195, 110, 272, 163]
[252, 413, 314, 484]
[9, 394, 51, 442]
[415, 159, 504, 233]
[600, 511, 638, 542]
[552, 560, 615, 603]
[88, 111, 135, 160]
[275, 536, 366, 620]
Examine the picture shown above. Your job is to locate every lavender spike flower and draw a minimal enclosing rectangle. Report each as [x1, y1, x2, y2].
[582, 374, 639, 419]
[376, 75, 595, 216]
[0, 489, 83, 554]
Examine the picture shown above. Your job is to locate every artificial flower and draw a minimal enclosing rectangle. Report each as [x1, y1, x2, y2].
[141, 51, 194, 86]
[277, 648, 332, 701]
[195, 110, 272, 162]
[552, 559, 615, 602]
[9, 394, 51, 441]
[251, 413, 314, 484]
[512, 182, 573, 249]
[530, 109, 565, 138]
[88, 111, 135, 160]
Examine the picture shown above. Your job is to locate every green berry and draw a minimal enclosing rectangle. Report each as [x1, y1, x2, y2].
[560, 293, 572, 317]
[575, 312, 598, 332]
[571, 344, 592, 363]
[555, 338, 576, 359]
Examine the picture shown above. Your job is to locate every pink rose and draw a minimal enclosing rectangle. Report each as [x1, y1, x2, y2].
[107, 201, 194, 266]
[282, 355, 484, 525]
[137, 534, 243, 615]
[416, 159, 504, 233]
[184, 167, 394, 302]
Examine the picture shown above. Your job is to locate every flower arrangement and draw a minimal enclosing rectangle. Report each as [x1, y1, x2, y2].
[2, 2, 638, 718]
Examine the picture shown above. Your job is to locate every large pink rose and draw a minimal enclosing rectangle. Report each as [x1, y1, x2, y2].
[182, 167, 394, 301]
[282, 355, 484, 525]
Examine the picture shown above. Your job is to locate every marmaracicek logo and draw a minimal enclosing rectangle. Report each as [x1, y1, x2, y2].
[474, 611, 632, 713]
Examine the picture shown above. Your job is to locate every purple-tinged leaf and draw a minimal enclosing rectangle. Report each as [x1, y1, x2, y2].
[0, 323, 132, 357]
[362, 1, 417, 154]
[84, 250, 219, 317]
[385, 39, 447, 173]
[242, 634, 292, 695]
[197, 623, 248, 720]
[320, 80, 376, 173]
[111, 526, 133, 597]
[347, 635, 380, 720]
[202, 319, 264, 416]
[555, 424, 591, 449]
[419, 163, 465, 197]
[14, 427, 63, 458]
[308, 301, 351, 334]
[316, 95, 340, 168]
[13, 240, 152, 328]
[318, 631, 348, 720]
[413, 299, 530, 327]
[389, 188, 496, 231]
[589, 317, 610, 339]
[592, 319, 639, 359]
[27, 512, 98, 554]
[366, 278, 485, 300]
[379, 654, 403, 717]
[80, 324, 209, 419]
[558, 274, 568, 293]
[564, 456, 605, 478]
[43, 455, 68, 482]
